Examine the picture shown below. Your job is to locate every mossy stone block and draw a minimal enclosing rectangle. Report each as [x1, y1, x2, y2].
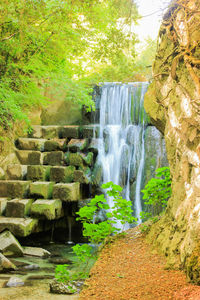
[30, 182, 54, 199]
[66, 153, 84, 167]
[16, 138, 46, 151]
[31, 199, 62, 220]
[27, 165, 50, 181]
[16, 150, 41, 165]
[6, 199, 34, 218]
[74, 170, 90, 184]
[1, 181, 30, 199]
[60, 126, 79, 139]
[83, 152, 94, 166]
[43, 151, 64, 166]
[50, 166, 75, 183]
[80, 125, 99, 138]
[0, 198, 8, 216]
[44, 139, 67, 152]
[67, 139, 88, 152]
[0, 217, 39, 237]
[41, 126, 60, 139]
[53, 182, 80, 202]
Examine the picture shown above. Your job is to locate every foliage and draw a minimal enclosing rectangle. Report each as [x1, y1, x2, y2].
[0, 0, 139, 129]
[55, 181, 136, 284]
[140, 166, 172, 222]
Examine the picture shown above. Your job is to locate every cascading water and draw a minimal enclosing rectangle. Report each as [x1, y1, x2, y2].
[96, 82, 149, 227]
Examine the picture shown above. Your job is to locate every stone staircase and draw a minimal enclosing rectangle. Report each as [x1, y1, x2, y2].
[0, 125, 99, 238]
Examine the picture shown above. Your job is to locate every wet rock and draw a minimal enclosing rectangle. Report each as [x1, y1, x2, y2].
[88, 138, 99, 154]
[0, 230, 23, 255]
[103, 127, 110, 153]
[0, 253, 16, 271]
[6, 276, 24, 287]
[91, 161, 102, 186]
[23, 246, 50, 258]
[82, 152, 94, 166]
[48, 258, 72, 265]
[50, 279, 77, 294]
[24, 264, 40, 270]
[119, 145, 129, 187]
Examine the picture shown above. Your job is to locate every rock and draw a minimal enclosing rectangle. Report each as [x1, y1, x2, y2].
[24, 264, 40, 270]
[119, 145, 129, 187]
[16, 150, 42, 165]
[91, 161, 103, 186]
[103, 127, 110, 153]
[50, 166, 75, 183]
[82, 152, 94, 166]
[30, 182, 54, 199]
[43, 151, 64, 166]
[67, 139, 88, 152]
[53, 183, 80, 202]
[0, 253, 16, 270]
[6, 276, 24, 287]
[0, 217, 38, 237]
[0, 198, 8, 215]
[31, 199, 63, 220]
[16, 138, 46, 151]
[6, 164, 27, 180]
[6, 199, 33, 218]
[30, 125, 42, 138]
[50, 279, 77, 294]
[60, 126, 79, 139]
[0, 230, 23, 255]
[27, 165, 50, 181]
[0, 180, 30, 198]
[48, 258, 72, 264]
[23, 246, 50, 257]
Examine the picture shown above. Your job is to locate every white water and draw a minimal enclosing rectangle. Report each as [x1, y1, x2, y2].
[97, 82, 149, 227]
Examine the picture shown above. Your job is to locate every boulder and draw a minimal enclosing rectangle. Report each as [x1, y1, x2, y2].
[50, 279, 77, 294]
[53, 183, 80, 202]
[23, 246, 50, 257]
[0, 230, 23, 255]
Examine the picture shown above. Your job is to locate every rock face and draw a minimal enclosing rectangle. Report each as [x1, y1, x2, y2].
[144, 0, 200, 283]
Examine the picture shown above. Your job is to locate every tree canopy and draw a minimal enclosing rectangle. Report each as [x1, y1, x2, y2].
[0, 0, 156, 129]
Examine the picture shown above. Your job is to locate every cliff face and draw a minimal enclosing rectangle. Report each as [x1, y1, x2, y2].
[144, 0, 200, 283]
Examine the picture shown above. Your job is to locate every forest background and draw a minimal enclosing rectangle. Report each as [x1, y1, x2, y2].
[0, 0, 156, 130]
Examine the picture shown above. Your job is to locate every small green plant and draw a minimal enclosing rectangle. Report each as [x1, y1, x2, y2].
[55, 182, 136, 285]
[140, 166, 172, 222]
[55, 264, 71, 283]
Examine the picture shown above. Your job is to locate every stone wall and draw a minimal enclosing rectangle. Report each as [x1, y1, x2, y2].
[144, 0, 200, 283]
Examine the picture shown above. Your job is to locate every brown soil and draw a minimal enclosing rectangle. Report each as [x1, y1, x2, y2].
[80, 228, 200, 300]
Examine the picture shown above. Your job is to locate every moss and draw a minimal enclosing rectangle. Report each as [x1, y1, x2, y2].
[186, 244, 200, 284]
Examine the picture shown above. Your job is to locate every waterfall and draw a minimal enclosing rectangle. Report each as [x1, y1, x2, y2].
[96, 82, 149, 226]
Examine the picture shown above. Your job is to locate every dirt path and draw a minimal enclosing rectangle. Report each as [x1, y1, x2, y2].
[80, 228, 200, 300]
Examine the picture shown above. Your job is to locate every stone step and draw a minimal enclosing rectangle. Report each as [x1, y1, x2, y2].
[30, 199, 63, 220]
[16, 138, 47, 151]
[6, 164, 27, 180]
[0, 198, 9, 216]
[49, 166, 75, 183]
[30, 182, 54, 199]
[16, 150, 42, 165]
[0, 181, 30, 199]
[27, 165, 50, 181]
[5, 199, 34, 218]
[80, 125, 99, 138]
[53, 182, 80, 202]
[31, 125, 61, 139]
[67, 138, 88, 152]
[0, 217, 39, 237]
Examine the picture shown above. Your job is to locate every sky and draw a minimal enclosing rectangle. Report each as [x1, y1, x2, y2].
[134, 0, 171, 43]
